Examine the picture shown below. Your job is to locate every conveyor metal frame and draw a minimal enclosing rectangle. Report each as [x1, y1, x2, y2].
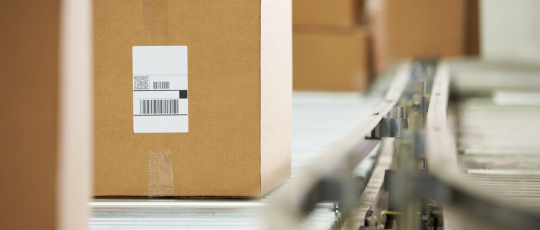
[425, 62, 540, 229]
[265, 61, 412, 230]
[267, 60, 540, 230]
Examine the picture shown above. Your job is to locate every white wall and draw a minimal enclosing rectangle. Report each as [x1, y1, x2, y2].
[481, 0, 540, 63]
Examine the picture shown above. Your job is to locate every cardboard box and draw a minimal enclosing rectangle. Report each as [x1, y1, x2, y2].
[368, 0, 465, 74]
[465, 0, 480, 56]
[0, 0, 92, 230]
[367, 0, 389, 76]
[293, 0, 364, 26]
[293, 27, 370, 91]
[93, 0, 292, 197]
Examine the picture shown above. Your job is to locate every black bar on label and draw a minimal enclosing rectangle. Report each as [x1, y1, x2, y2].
[180, 90, 188, 99]
[134, 114, 188, 116]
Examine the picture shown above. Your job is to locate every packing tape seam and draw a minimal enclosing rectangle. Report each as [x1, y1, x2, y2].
[148, 150, 174, 196]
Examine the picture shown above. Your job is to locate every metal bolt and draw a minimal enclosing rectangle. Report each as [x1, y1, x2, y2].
[396, 106, 405, 118]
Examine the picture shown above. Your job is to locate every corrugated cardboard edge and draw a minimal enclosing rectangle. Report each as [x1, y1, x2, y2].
[260, 0, 292, 195]
[57, 0, 93, 229]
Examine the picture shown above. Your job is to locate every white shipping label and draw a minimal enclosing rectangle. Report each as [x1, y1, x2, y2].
[133, 46, 188, 133]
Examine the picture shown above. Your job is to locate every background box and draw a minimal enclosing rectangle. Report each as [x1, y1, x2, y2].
[293, 0, 364, 26]
[293, 28, 370, 91]
[368, 0, 466, 74]
[293, 0, 369, 91]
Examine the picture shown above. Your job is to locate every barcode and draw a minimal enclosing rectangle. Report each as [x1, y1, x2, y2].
[134, 76, 149, 90]
[153, 81, 170, 89]
[140, 100, 179, 115]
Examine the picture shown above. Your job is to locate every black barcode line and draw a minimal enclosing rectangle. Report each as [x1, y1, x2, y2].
[153, 81, 170, 89]
[140, 100, 179, 115]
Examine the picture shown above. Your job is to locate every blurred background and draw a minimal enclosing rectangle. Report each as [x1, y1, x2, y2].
[293, 0, 539, 92]
[2, 1, 540, 230]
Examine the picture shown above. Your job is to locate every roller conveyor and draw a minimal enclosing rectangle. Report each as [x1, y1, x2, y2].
[430, 61, 540, 230]
[266, 60, 540, 230]
[457, 94, 540, 209]
[89, 92, 382, 230]
[90, 60, 540, 230]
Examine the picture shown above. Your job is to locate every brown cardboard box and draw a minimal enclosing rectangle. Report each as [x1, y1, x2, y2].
[93, 0, 292, 197]
[368, 0, 465, 74]
[293, 27, 369, 91]
[293, 0, 364, 26]
[368, 0, 389, 76]
[465, 0, 480, 55]
[0, 0, 92, 230]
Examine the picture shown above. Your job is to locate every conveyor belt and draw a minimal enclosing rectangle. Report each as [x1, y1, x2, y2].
[90, 60, 540, 230]
[89, 92, 381, 230]
[458, 96, 540, 209]
[427, 61, 540, 230]
[264, 62, 411, 230]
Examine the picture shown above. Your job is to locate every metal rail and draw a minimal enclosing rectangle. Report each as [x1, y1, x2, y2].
[265, 62, 412, 230]
[340, 138, 395, 230]
[266, 60, 540, 230]
[425, 62, 540, 229]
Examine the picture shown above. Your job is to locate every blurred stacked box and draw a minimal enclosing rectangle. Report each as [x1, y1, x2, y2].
[294, 0, 472, 86]
[368, 0, 468, 75]
[293, 0, 370, 91]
